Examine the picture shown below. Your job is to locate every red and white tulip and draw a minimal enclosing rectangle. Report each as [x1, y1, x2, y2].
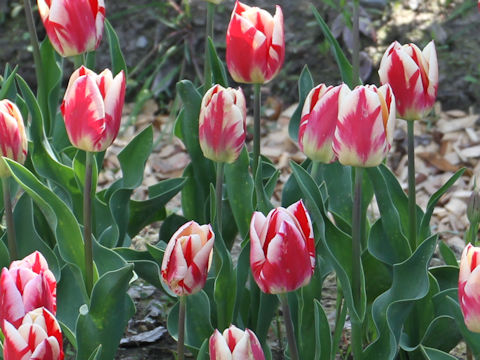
[199, 85, 246, 164]
[0, 251, 56, 330]
[333, 84, 396, 167]
[250, 200, 315, 294]
[226, 1, 285, 84]
[459, 243, 480, 332]
[3, 307, 64, 360]
[37, 0, 105, 57]
[378, 41, 438, 120]
[61, 66, 126, 152]
[209, 325, 265, 360]
[161, 221, 215, 296]
[298, 84, 344, 163]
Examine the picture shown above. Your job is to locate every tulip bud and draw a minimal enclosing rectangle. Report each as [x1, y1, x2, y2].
[209, 325, 265, 360]
[298, 84, 343, 163]
[333, 84, 396, 167]
[467, 190, 480, 226]
[226, 1, 285, 84]
[3, 307, 64, 360]
[378, 41, 438, 121]
[37, 0, 105, 57]
[61, 66, 126, 152]
[0, 100, 28, 178]
[0, 251, 57, 331]
[161, 221, 215, 296]
[250, 200, 315, 294]
[459, 244, 480, 332]
[199, 85, 246, 164]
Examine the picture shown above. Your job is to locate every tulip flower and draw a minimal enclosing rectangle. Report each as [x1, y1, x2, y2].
[0, 100, 28, 178]
[459, 244, 480, 332]
[226, 1, 285, 84]
[161, 221, 215, 296]
[378, 41, 438, 121]
[250, 200, 315, 294]
[199, 85, 247, 164]
[3, 307, 64, 360]
[333, 84, 396, 168]
[61, 66, 126, 152]
[298, 84, 344, 163]
[209, 325, 265, 360]
[0, 251, 57, 330]
[37, 0, 105, 57]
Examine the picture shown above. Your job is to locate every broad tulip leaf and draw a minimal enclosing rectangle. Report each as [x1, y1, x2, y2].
[76, 265, 135, 360]
[311, 6, 357, 87]
[87, 345, 102, 360]
[255, 292, 278, 345]
[105, 19, 128, 77]
[288, 65, 314, 140]
[282, 159, 310, 208]
[93, 239, 127, 276]
[438, 242, 458, 267]
[362, 235, 437, 359]
[73, 151, 99, 198]
[363, 251, 392, 303]
[197, 339, 209, 360]
[0, 65, 18, 100]
[421, 316, 461, 354]
[127, 177, 185, 237]
[421, 347, 457, 360]
[313, 299, 331, 360]
[167, 290, 214, 351]
[208, 37, 228, 87]
[114, 247, 163, 289]
[13, 193, 61, 279]
[419, 168, 465, 242]
[159, 213, 188, 242]
[5, 159, 86, 279]
[233, 241, 250, 325]
[429, 265, 458, 291]
[0, 237, 9, 269]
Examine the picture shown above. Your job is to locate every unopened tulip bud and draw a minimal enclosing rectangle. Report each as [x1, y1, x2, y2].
[37, 0, 105, 57]
[199, 85, 246, 163]
[226, 1, 285, 84]
[379, 41, 438, 121]
[209, 325, 265, 360]
[467, 190, 480, 226]
[459, 244, 480, 332]
[61, 66, 126, 152]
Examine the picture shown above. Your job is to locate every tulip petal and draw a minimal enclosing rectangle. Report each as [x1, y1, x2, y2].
[209, 329, 233, 360]
[3, 320, 31, 360]
[103, 70, 126, 148]
[0, 268, 26, 330]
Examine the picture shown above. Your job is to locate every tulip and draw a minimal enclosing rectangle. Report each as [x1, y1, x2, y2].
[250, 200, 315, 294]
[209, 325, 265, 360]
[3, 307, 64, 360]
[378, 41, 438, 121]
[161, 221, 215, 296]
[37, 0, 105, 57]
[226, 1, 285, 84]
[459, 243, 480, 332]
[0, 100, 28, 178]
[298, 84, 343, 163]
[332, 84, 396, 167]
[199, 85, 246, 164]
[0, 251, 56, 330]
[61, 66, 126, 152]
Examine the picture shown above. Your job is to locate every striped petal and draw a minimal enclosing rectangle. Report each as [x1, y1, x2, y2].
[209, 329, 233, 360]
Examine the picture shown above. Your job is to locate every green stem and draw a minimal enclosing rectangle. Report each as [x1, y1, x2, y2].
[178, 295, 187, 360]
[331, 287, 347, 360]
[84, 151, 94, 295]
[215, 162, 224, 234]
[311, 161, 320, 183]
[2, 178, 17, 260]
[351, 167, 364, 359]
[252, 83, 262, 178]
[407, 120, 417, 249]
[279, 293, 299, 360]
[276, 308, 284, 352]
[203, 2, 215, 92]
[73, 54, 85, 69]
[352, 0, 360, 87]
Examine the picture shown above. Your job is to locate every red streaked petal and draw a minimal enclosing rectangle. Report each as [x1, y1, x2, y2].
[0, 268, 26, 330]
[209, 329, 233, 360]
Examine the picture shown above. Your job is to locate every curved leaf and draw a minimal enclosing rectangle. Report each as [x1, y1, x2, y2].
[288, 65, 314, 140]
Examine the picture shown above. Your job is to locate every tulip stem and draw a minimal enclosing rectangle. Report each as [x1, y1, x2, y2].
[215, 162, 224, 233]
[178, 295, 187, 360]
[279, 293, 299, 360]
[311, 161, 320, 183]
[2, 178, 17, 260]
[84, 151, 94, 295]
[352, 0, 360, 87]
[407, 120, 417, 249]
[203, 2, 215, 92]
[253, 83, 262, 209]
[351, 167, 364, 359]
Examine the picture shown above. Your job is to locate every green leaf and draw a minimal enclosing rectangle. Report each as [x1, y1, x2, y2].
[421, 346, 457, 360]
[104, 19, 128, 77]
[429, 266, 459, 291]
[438, 242, 458, 267]
[311, 6, 357, 87]
[167, 291, 214, 350]
[255, 293, 278, 345]
[197, 339, 209, 360]
[87, 345, 102, 360]
[76, 265, 135, 360]
[233, 241, 251, 325]
[6, 159, 86, 279]
[208, 37, 228, 87]
[419, 168, 465, 242]
[313, 299, 332, 360]
[288, 65, 314, 140]
[282, 159, 310, 208]
[0, 65, 18, 100]
[127, 178, 185, 237]
[114, 247, 162, 289]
